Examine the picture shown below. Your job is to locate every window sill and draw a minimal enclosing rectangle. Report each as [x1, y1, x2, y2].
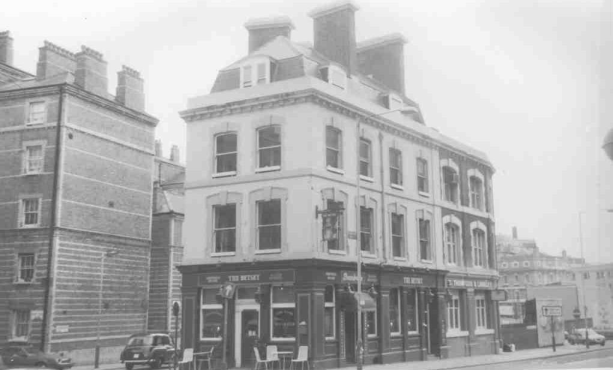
[326, 166, 344, 175]
[325, 337, 336, 341]
[418, 191, 430, 198]
[13, 280, 34, 285]
[407, 331, 420, 336]
[328, 249, 346, 255]
[420, 259, 433, 264]
[212, 171, 237, 178]
[446, 330, 469, 338]
[255, 249, 281, 255]
[390, 333, 402, 338]
[200, 338, 223, 342]
[19, 225, 41, 229]
[360, 175, 374, 183]
[390, 184, 404, 191]
[23, 171, 42, 176]
[270, 338, 295, 342]
[475, 328, 495, 335]
[367, 334, 377, 339]
[25, 122, 45, 126]
[211, 252, 236, 257]
[393, 257, 407, 262]
[256, 166, 280, 173]
[361, 252, 377, 259]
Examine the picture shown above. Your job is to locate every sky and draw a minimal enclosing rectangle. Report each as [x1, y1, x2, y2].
[2, 0, 611, 263]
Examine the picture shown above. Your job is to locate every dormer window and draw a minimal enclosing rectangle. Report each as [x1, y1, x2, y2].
[321, 65, 347, 90]
[241, 57, 272, 88]
[384, 93, 404, 111]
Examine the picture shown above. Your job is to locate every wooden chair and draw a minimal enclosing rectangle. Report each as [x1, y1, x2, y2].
[266, 345, 280, 370]
[196, 345, 215, 370]
[178, 348, 194, 370]
[290, 346, 309, 370]
[253, 347, 273, 370]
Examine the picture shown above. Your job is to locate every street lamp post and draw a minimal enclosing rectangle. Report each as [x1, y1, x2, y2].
[95, 249, 119, 369]
[578, 213, 589, 349]
[354, 106, 417, 370]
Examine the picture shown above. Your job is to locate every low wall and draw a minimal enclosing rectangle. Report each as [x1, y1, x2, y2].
[500, 324, 538, 350]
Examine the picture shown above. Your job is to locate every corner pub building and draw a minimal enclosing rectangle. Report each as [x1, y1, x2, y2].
[178, 1, 499, 368]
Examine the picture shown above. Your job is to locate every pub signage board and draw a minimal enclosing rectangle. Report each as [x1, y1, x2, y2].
[340, 270, 379, 284]
[446, 277, 493, 289]
[198, 269, 295, 286]
[383, 273, 437, 287]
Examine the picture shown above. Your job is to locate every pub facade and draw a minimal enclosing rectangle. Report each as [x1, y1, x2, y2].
[178, 1, 498, 368]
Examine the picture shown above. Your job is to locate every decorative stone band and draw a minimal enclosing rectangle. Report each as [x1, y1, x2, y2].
[121, 65, 141, 79]
[78, 45, 105, 61]
[42, 40, 76, 59]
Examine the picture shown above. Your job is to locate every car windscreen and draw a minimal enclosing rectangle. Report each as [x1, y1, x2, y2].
[127, 337, 146, 346]
[21, 347, 43, 355]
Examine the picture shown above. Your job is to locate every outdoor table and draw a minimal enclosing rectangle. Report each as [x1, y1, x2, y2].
[273, 351, 293, 370]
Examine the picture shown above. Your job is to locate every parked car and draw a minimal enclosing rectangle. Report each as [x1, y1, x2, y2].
[0, 356, 39, 370]
[568, 328, 606, 346]
[0, 344, 73, 369]
[119, 333, 176, 370]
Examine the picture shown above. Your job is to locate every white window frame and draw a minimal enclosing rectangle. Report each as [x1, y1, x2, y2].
[200, 289, 223, 341]
[475, 294, 488, 330]
[389, 148, 403, 187]
[256, 199, 282, 252]
[326, 126, 343, 171]
[389, 288, 401, 336]
[256, 125, 282, 171]
[360, 206, 374, 254]
[270, 286, 296, 342]
[365, 307, 378, 338]
[391, 212, 405, 259]
[240, 58, 271, 88]
[417, 157, 429, 195]
[470, 221, 488, 268]
[16, 253, 35, 283]
[417, 212, 432, 262]
[11, 310, 31, 341]
[26, 101, 46, 125]
[23, 141, 45, 175]
[213, 204, 237, 254]
[324, 285, 336, 340]
[406, 289, 419, 334]
[19, 197, 42, 228]
[213, 132, 237, 177]
[468, 169, 485, 211]
[447, 291, 461, 333]
[359, 138, 372, 178]
[443, 215, 462, 266]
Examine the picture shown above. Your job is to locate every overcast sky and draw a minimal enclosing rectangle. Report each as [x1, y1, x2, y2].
[2, 0, 611, 263]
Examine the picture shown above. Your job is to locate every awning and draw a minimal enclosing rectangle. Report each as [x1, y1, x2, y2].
[342, 292, 376, 312]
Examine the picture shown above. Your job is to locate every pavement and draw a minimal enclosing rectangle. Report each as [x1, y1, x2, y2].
[69, 342, 611, 370]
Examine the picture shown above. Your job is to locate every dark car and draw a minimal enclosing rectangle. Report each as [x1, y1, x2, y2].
[568, 328, 606, 346]
[0, 345, 73, 370]
[120, 333, 176, 370]
[0, 356, 39, 370]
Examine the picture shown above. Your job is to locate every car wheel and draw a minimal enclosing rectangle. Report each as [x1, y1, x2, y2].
[35, 362, 47, 368]
[602, 341, 606, 346]
[149, 357, 162, 369]
[125, 364, 134, 370]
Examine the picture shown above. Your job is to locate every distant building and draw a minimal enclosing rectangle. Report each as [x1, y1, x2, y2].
[572, 263, 613, 329]
[148, 142, 185, 340]
[179, 1, 498, 368]
[497, 227, 584, 325]
[0, 31, 158, 365]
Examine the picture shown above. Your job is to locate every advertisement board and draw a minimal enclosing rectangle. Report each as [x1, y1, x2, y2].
[536, 298, 565, 347]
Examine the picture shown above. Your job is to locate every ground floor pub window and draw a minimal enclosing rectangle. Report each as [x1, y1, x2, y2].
[271, 286, 295, 340]
[201, 288, 223, 340]
[324, 285, 336, 339]
[447, 290, 461, 333]
[389, 288, 401, 335]
[406, 289, 418, 334]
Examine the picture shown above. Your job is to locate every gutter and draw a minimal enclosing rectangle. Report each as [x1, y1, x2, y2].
[41, 85, 66, 351]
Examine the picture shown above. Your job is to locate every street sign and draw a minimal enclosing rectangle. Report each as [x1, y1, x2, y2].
[542, 305, 562, 317]
[221, 282, 236, 299]
[491, 289, 507, 301]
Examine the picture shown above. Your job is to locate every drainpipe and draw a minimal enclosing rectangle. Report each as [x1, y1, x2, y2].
[41, 85, 66, 352]
[378, 132, 387, 262]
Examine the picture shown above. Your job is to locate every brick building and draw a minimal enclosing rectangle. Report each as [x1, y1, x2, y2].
[0, 32, 158, 364]
[148, 142, 185, 341]
[178, 2, 498, 368]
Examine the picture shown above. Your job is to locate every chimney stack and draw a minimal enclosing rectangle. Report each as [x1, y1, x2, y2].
[245, 16, 295, 53]
[357, 33, 407, 94]
[512, 226, 518, 240]
[115, 65, 144, 112]
[308, 1, 360, 74]
[155, 140, 163, 157]
[0, 31, 14, 66]
[75, 45, 108, 98]
[36, 41, 76, 80]
[170, 145, 180, 163]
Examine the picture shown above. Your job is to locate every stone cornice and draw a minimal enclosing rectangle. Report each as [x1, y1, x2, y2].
[0, 83, 158, 127]
[180, 89, 494, 170]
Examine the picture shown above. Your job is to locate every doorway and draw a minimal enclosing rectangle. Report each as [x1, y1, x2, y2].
[234, 302, 259, 368]
[344, 311, 356, 363]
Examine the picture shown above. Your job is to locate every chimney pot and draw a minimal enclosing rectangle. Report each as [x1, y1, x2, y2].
[170, 145, 180, 163]
[245, 16, 295, 53]
[115, 65, 145, 112]
[309, 0, 360, 74]
[75, 45, 108, 98]
[0, 31, 14, 66]
[36, 41, 76, 80]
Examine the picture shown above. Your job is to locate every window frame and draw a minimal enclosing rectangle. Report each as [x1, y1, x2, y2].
[324, 65, 347, 90]
[475, 294, 488, 330]
[468, 169, 485, 211]
[270, 286, 296, 341]
[389, 148, 403, 187]
[359, 138, 372, 178]
[441, 165, 459, 204]
[200, 289, 223, 341]
[416, 157, 429, 194]
[391, 212, 405, 259]
[23, 141, 45, 175]
[406, 289, 419, 334]
[360, 206, 374, 254]
[11, 310, 31, 341]
[470, 221, 488, 268]
[213, 132, 238, 177]
[447, 291, 461, 333]
[256, 125, 282, 171]
[389, 288, 401, 336]
[16, 253, 35, 283]
[19, 197, 42, 228]
[26, 101, 46, 125]
[213, 204, 237, 254]
[444, 222, 460, 265]
[324, 285, 336, 340]
[256, 199, 282, 252]
[417, 215, 432, 262]
[240, 58, 271, 89]
[325, 126, 343, 170]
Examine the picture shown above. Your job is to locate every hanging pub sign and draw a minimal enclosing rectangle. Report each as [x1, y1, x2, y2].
[198, 269, 295, 286]
[315, 205, 344, 242]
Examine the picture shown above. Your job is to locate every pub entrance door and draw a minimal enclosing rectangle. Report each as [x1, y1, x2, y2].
[344, 311, 356, 363]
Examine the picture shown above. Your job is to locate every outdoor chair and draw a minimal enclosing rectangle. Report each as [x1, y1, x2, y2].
[196, 345, 215, 370]
[266, 345, 280, 370]
[178, 348, 194, 370]
[290, 346, 309, 370]
[253, 347, 274, 370]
